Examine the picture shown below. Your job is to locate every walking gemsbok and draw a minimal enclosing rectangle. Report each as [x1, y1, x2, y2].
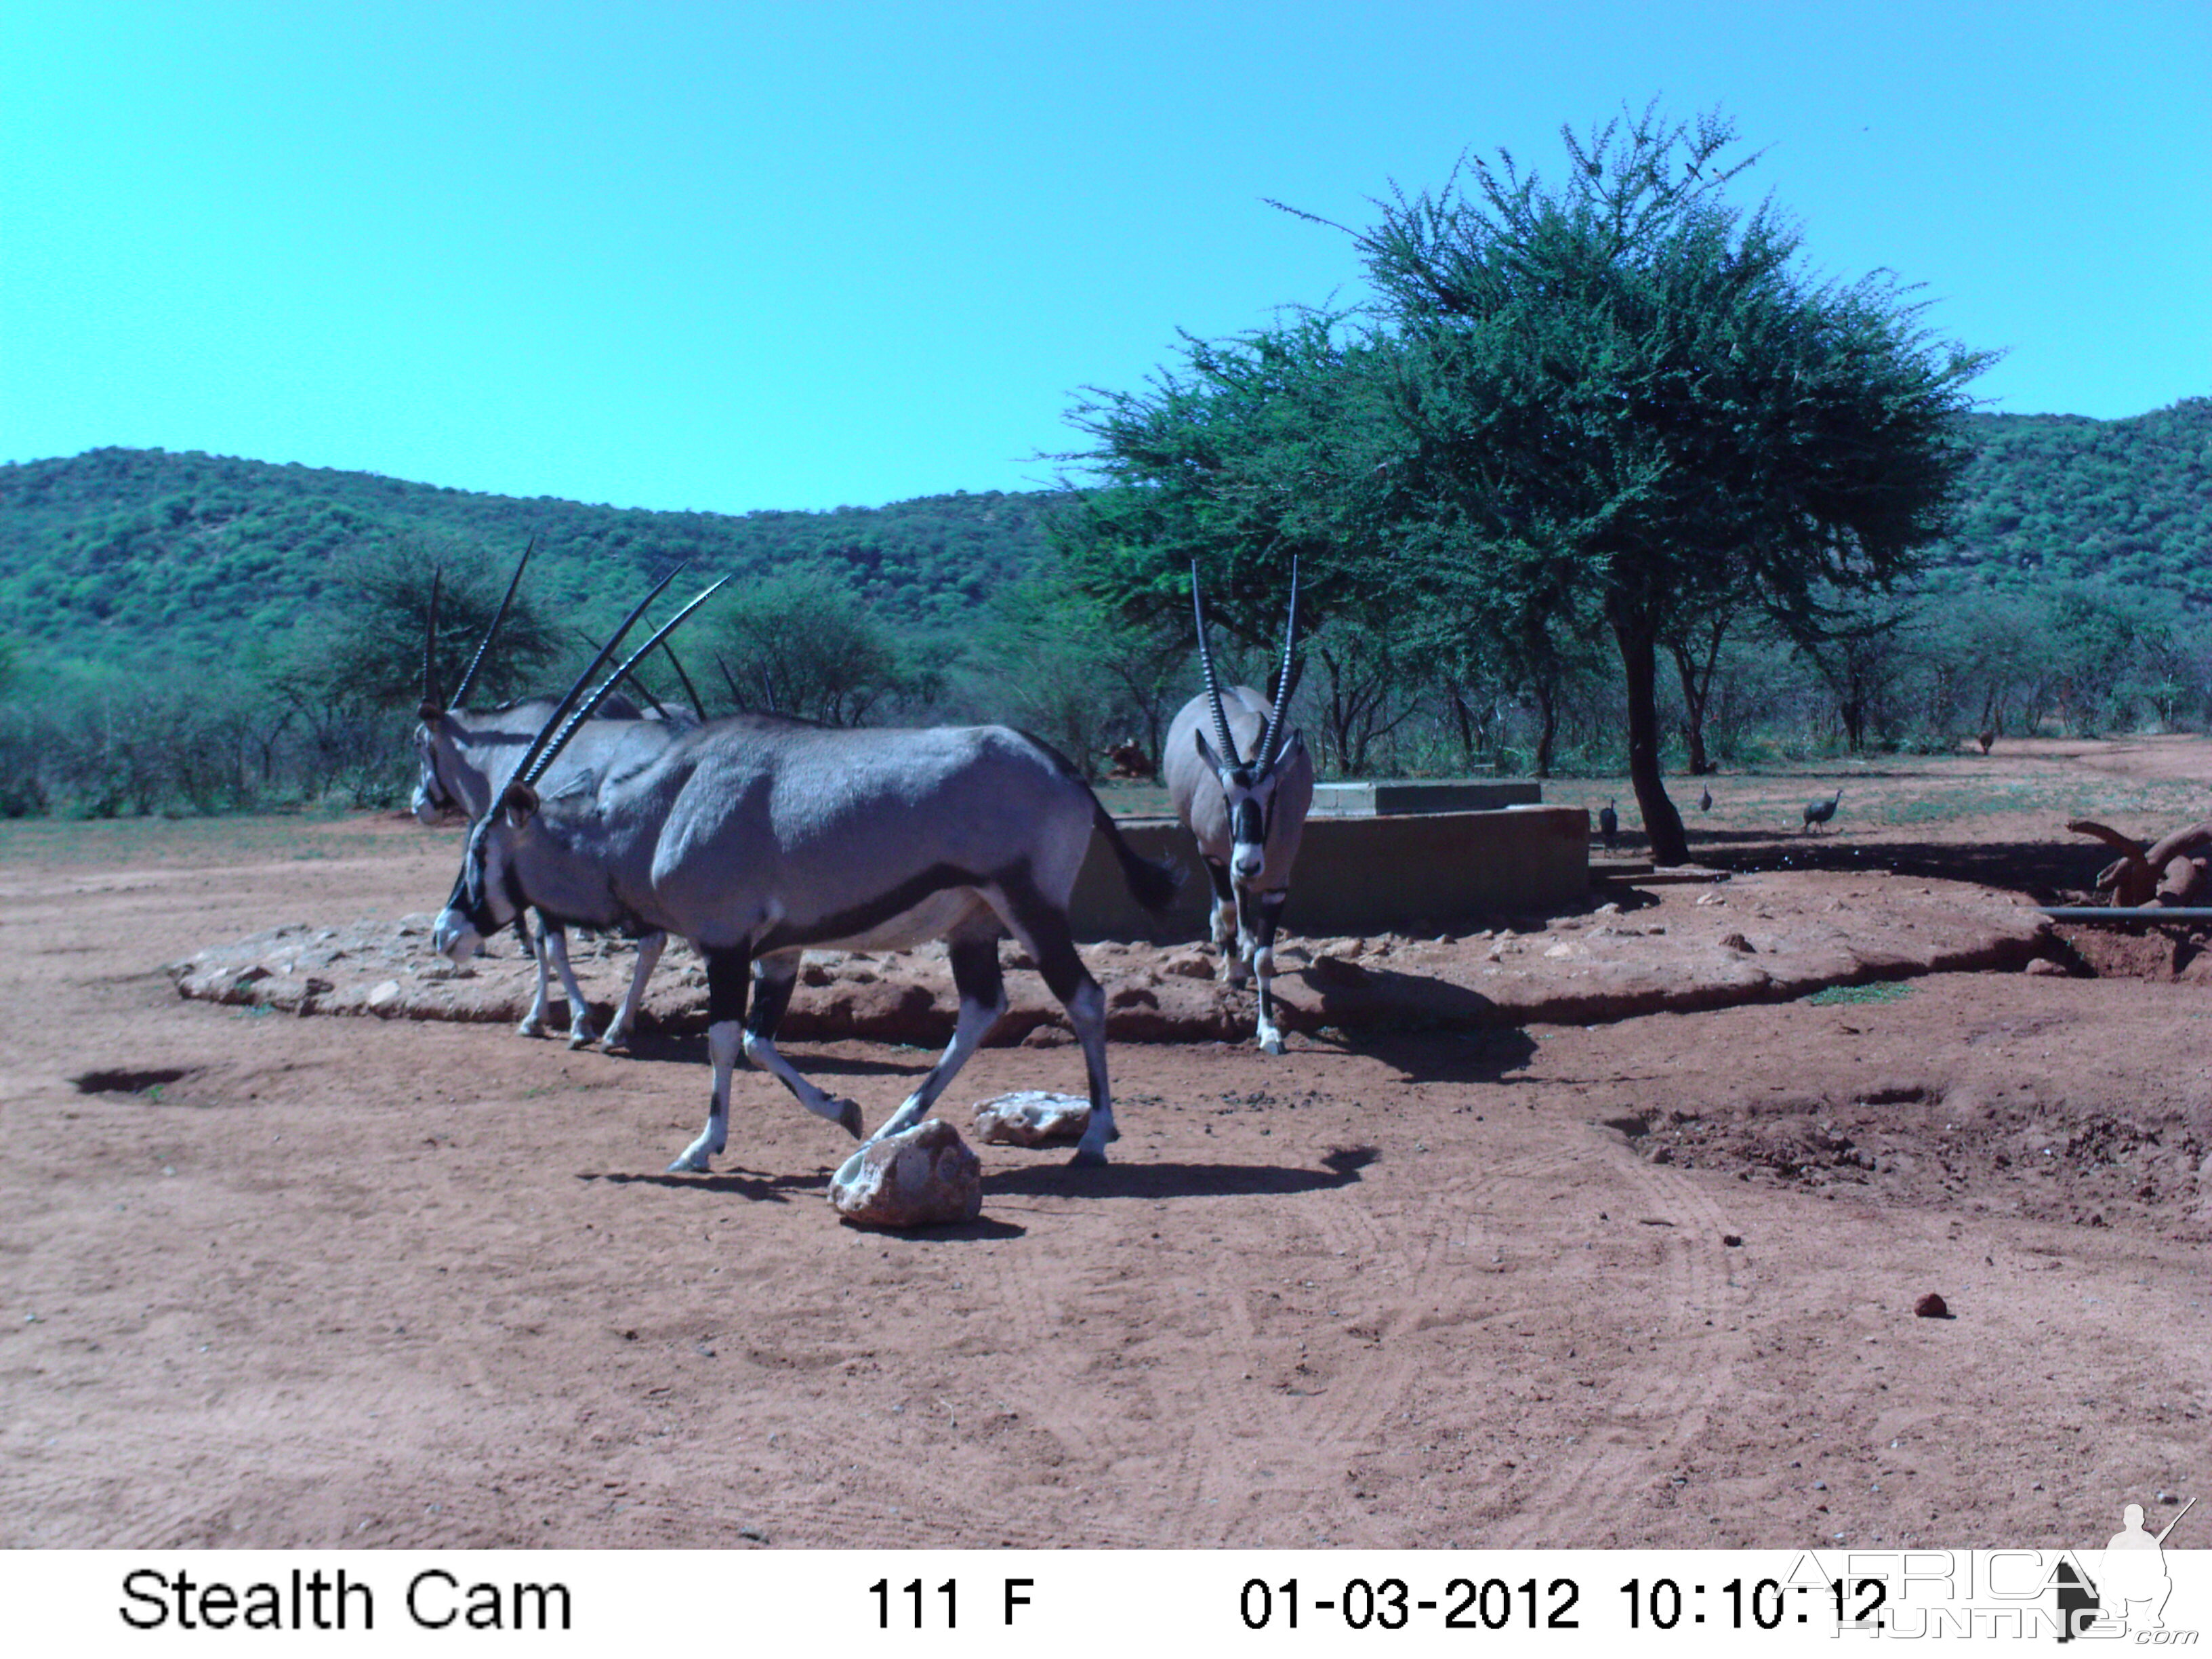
[411, 541, 687, 1049]
[1164, 562, 1313, 1056]
[431, 577, 1182, 1171]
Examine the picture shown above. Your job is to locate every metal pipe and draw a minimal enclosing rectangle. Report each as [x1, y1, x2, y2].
[2037, 906, 2212, 922]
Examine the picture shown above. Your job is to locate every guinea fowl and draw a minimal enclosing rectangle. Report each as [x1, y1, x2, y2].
[1803, 788, 1843, 832]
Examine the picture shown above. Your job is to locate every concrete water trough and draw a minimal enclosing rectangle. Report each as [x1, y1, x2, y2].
[1309, 778, 1542, 815]
[1070, 782, 1588, 942]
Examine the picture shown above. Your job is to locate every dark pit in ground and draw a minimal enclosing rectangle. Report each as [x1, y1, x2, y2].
[71, 1066, 200, 1096]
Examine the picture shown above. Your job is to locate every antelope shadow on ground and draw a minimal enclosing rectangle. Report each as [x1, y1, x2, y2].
[984, 1145, 1375, 1202]
[579, 1166, 830, 1202]
[1347, 1027, 1542, 1085]
[591, 1029, 933, 1077]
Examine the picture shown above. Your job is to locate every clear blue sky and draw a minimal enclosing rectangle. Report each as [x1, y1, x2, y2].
[3, 2, 2206, 514]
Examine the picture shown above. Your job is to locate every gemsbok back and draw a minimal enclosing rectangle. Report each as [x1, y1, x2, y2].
[431, 579, 1183, 1172]
[1164, 563, 1313, 1055]
[412, 543, 687, 1050]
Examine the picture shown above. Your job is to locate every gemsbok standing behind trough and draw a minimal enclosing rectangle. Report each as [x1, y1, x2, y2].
[431, 578, 1183, 1172]
[1165, 563, 1313, 1056]
[412, 542, 687, 1050]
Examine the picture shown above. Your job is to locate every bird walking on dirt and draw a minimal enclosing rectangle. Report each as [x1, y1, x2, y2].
[1598, 797, 1619, 850]
[1803, 788, 1843, 833]
[1698, 785, 1713, 813]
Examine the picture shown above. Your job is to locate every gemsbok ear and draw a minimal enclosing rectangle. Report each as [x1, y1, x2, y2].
[502, 780, 539, 827]
[1193, 727, 1224, 775]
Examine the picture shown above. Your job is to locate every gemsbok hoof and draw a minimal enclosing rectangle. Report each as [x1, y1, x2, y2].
[668, 1149, 710, 1174]
[1069, 1145, 1109, 1168]
[835, 1099, 865, 1139]
[1258, 1033, 1285, 1057]
[517, 1017, 546, 1038]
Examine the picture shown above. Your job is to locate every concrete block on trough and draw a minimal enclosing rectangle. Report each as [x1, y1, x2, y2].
[1070, 804, 1589, 942]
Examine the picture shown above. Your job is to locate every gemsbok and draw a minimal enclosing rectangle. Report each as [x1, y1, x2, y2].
[411, 542, 686, 1049]
[1164, 563, 1313, 1055]
[431, 579, 1183, 1171]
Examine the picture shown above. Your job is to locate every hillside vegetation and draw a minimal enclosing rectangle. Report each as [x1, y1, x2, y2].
[1928, 399, 2212, 599]
[3, 401, 2209, 673]
[0, 399, 2207, 818]
[0, 446, 1061, 670]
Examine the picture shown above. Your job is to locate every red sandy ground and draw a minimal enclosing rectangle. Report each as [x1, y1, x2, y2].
[1, 738, 2206, 1549]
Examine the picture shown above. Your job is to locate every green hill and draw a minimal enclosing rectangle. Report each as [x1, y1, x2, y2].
[0, 447, 1063, 670]
[3, 398, 2208, 671]
[1929, 399, 2212, 599]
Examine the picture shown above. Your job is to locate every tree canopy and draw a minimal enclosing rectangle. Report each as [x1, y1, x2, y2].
[705, 564, 922, 727]
[1063, 104, 1989, 859]
[277, 539, 567, 716]
[1354, 105, 1989, 859]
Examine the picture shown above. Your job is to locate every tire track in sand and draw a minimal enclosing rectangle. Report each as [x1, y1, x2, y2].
[1482, 1141, 1749, 1545]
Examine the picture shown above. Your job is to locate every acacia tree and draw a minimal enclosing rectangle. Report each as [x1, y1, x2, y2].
[968, 575, 1188, 775]
[1055, 314, 1416, 769]
[1348, 105, 1987, 862]
[283, 538, 565, 714]
[708, 563, 918, 726]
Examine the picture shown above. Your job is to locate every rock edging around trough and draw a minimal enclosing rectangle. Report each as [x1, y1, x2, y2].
[166, 871, 2050, 1044]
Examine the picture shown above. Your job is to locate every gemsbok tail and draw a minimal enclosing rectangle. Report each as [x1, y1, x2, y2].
[1015, 725, 1184, 914]
[1091, 797, 1183, 914]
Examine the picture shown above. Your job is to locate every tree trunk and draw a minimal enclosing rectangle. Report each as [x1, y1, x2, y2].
[1671, 639, 1712, 776]
[1533, 677, 1558, 778]
[1667, 611, 1729, 776]
[1616, 620, 1689, 865]
[1448, 687, 1479, 770]
[1840, 670, 1867, 753]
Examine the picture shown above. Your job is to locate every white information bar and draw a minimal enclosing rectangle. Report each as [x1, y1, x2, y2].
[6, 1548, 2204, 1653]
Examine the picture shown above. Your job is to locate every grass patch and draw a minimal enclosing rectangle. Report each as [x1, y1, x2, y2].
[1803, 981, 1914, 1006]
[0, 813, 361, 869]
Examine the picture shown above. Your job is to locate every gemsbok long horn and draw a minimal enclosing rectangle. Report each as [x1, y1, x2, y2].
[447, 537, 536, 711]
[1255, 556, 1300, 770]
[506, 565, 688, 787]
[523, 577, 729, 788]
[571, 626, 671, 718]
[659, 640, 708, 718]
[421, 568, 443, 710]
[1190, 562, 1242, 769]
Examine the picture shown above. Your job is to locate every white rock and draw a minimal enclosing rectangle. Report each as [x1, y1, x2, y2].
[972, 1090, 1092, 1147]
[829, 1120, 982, 1228]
